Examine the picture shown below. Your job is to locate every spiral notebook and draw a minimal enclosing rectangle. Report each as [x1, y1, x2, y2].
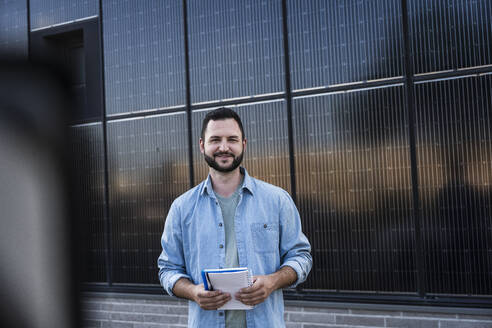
[201, 267, 254, 310]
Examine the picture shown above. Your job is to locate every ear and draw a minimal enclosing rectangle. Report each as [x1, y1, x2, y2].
[199, 138, 205, 154]
[242, 138, 247, 151]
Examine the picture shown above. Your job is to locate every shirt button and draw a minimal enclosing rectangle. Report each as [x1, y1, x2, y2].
[219, 312, 224, 316]
[264, 224, 267, 228]
[219, 244, 223, 248]
[219, 223, 223, 227]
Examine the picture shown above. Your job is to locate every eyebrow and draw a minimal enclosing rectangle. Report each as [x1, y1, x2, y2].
[208, 134, 241, 139]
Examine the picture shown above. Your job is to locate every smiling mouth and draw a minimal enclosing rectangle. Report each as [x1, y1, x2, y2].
[204, 150, 244, 172]
[214, 152, 234, 158]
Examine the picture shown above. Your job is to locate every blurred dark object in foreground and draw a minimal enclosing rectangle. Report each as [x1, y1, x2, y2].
[0, 60, 79, 328]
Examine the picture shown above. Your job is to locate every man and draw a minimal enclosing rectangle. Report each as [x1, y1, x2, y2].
[158, 107, 312, 327]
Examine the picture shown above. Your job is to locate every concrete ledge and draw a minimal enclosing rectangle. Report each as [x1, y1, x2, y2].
[82, 291, 492, 316]
[284, 299, 492, 316]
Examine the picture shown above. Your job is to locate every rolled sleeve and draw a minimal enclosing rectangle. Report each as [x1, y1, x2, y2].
[159, 271, 191, 297]
[157, 201, 191, 296]
[280, 261, 306, 288]
[278, 191, 313, 288]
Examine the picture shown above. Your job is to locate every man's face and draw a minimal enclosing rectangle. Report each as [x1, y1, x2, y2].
[200, 118, 246, 173]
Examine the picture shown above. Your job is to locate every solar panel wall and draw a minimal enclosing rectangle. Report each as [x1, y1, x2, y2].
[293, 86, 416, 292]
[69, 123, 107, 283]
[15, 0, 492, 302]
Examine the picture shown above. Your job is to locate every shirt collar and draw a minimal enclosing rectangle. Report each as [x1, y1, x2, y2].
[200, 167, 254, 197]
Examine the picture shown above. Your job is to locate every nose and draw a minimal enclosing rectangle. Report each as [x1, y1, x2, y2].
[218, 141, 229, 152]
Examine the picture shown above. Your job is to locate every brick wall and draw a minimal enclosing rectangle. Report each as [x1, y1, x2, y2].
[82, 292, 492, 328]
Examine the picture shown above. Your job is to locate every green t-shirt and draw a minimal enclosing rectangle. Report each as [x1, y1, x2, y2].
[215, 176, 246, 328]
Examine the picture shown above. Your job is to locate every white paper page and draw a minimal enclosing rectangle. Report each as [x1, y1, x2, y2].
[207, 270, 253, 310]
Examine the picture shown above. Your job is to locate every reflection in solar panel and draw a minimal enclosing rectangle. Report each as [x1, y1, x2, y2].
[107, 113, 189, 283]
[293, 86, 416, 292]
[30, 0, 98, 30]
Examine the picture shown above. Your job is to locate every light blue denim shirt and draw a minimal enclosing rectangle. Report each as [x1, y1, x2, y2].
[158, 167, 312, 328]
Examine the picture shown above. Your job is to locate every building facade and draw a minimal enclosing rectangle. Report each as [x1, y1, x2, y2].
[1, 0, 492, 327]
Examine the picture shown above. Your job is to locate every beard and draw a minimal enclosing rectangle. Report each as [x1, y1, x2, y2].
[204, 150, 244, 172]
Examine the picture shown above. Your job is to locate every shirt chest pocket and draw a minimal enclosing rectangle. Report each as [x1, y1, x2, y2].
[250, 222, 279, 254]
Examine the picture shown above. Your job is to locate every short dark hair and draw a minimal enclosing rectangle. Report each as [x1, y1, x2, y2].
[201, 107, 245, 140]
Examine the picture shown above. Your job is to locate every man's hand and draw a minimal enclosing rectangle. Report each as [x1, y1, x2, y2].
[235, 266, 298, 306]
[192, 284, 231, 310]
[172, 278, 231, 310]
[235, 275, 275, 306]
